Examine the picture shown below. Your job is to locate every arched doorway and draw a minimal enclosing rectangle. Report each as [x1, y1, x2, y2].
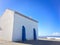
[33, 28, 36, 40]
[22, 26, 26, 41]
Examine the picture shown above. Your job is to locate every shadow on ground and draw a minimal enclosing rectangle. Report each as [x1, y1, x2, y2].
[15, 40, 60, 45]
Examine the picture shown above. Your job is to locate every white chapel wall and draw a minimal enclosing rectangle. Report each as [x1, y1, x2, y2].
[12, 12, 38, 41]
[1, 9, 14, 41]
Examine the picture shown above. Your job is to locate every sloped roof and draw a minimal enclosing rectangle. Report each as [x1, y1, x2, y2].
[6, 9, 38, 23]
[15, 11, 38, 23]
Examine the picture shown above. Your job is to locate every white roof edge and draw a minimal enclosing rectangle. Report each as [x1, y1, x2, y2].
[15, 11, 38, 23]
[6, 8, 38, 23]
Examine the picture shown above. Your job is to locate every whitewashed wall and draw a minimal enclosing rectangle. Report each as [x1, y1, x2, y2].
[12, 12, 38, 41]
[0, 9, 38, 41]
[0, 16, 3, 39]
[1, 9, 14, 41]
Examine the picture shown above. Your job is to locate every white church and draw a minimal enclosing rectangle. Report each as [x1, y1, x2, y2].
[0, 9, 38, 41]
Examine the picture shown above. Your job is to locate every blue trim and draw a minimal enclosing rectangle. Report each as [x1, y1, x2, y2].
[22, 26, 26, 41]
[33, 28, 36, 40]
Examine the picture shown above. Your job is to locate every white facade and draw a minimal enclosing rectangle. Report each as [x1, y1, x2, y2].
[0, 16, 2, 39]
[0, 9, 38, 41]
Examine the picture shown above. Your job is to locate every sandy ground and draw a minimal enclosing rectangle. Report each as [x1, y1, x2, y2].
[0, 40, 30, 45]
[0, 39, 60, 45]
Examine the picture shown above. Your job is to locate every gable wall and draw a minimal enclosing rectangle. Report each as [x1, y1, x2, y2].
[0, 9, 14, 41]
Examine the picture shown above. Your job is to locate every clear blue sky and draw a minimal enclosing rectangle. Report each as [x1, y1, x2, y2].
[0, 0, 60, 36]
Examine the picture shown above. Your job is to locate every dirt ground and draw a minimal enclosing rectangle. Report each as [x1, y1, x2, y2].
[0, 39, 60, 45]
[0, 40, 30, 45]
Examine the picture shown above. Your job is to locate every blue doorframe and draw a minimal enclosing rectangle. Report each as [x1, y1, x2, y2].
[22, 26, 26, 41]
[33, 28, 36, 40]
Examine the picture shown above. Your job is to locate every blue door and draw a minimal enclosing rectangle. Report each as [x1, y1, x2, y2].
[22, 26, 26, 41]
[33, 28, 36, 40]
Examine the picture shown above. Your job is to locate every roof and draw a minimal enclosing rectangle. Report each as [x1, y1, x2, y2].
[7, 9, 38, 23]
[15, 11, 38, 23]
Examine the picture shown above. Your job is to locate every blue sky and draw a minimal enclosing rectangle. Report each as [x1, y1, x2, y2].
[0, 0, 60, 36]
